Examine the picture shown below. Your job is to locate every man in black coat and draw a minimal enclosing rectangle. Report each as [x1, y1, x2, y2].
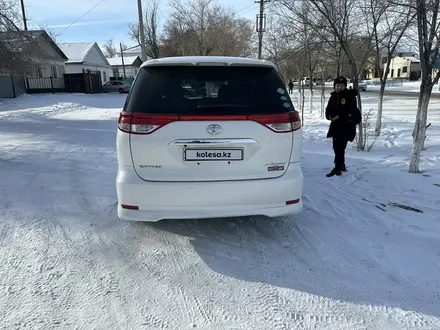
[325, 76, 361, 177]
[288, 79, 294, 94]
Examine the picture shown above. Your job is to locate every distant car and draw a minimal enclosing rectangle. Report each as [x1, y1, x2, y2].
[347, 79, 367, 92]
[116, 56, 303, 222]
[301, 77, 311, 87]
[102, 81, 131, 93]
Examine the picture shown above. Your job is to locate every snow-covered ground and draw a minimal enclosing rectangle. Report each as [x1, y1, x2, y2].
[0, 93, 439, 330]
[323, 80, 440, 94]
[366, 81, 440, 94]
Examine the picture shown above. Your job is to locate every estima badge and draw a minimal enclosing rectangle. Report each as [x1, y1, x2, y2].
[206, 124, 223, 135]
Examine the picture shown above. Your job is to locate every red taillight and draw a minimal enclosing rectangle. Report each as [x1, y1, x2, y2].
[118, 111, 301, 134]
[118, 112, 178, 134]
[249, 111, 301, 133]
[286, 199, 300, 205]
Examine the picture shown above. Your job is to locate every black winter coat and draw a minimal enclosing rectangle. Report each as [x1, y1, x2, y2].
[325, 88, 361, 142]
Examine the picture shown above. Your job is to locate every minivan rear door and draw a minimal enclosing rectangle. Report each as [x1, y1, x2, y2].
[122, 65, 300, 182]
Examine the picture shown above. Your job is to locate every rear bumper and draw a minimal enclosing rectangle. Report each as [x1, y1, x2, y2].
[116, 163, 303, 222]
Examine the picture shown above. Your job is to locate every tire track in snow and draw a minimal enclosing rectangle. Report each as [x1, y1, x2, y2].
[63, 145, 152, 328]
[305, 213, 440, 329]
[0, 139, 75, 329]
[159, 221, 229, 328]
[0, 222, 12, 247]
[0, 101, 171, 328]
[164, 219, 262, 327]
[77, 206, 178, 328]
[302, 169, 440, 330]
[252, 216, 372, 330]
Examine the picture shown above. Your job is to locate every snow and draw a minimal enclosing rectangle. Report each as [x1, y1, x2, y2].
[323, 80, 440, 94]
[366, 81, 440, 94]
[0, 92, 439, 329]
[403, 56, 421, 63]
[107, 56, 139, 66]
[58, 42, 95, 63]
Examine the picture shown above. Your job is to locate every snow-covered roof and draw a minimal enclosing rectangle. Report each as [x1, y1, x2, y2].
[107, 56, 141, 66]
[141, 56, 275, 68]
[404, 56, 420, 63]
[58, 42, 95, 63]
[0, 30, 68, 60]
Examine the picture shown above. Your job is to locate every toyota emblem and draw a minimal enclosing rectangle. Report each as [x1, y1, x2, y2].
[206, 124, 223, 135]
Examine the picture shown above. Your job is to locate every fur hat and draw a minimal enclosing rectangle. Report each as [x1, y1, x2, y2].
[333, 76, 347, 88]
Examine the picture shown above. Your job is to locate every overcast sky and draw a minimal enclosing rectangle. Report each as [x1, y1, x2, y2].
[23, 0, 262, 46]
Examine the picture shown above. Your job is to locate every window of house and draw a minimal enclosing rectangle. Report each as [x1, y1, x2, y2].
[51, 65, 58, 78]
[103, 71, 107, 82]
[36, 67, 43, 77]
[391, 69, 394, 77]
[382, 57, 388, 64]
[402, 66, 408, 73]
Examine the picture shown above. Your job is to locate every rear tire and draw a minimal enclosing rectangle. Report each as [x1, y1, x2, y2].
[118, 88, 124, 94]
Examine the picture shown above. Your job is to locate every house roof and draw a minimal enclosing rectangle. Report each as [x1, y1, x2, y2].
[58, 42, 96, 63]
[107, 56, 141, 66]
[0, 29, 68, 60]
[404, 56, 420, 63]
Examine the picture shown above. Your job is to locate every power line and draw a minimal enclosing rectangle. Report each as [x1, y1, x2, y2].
[235, 4, 257, 16]
[55, 0, 105, 36]
[234, 1, 275, 18]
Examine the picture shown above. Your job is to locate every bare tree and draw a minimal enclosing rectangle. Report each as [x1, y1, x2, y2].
[215, 17, 256, 57]
[161, 0, 255, 57]
[302, 0, 377, 150]
[408, 0, 440, 173]
[168, 0, 221, 56]
[0, 0, 47, 74]
[264, 16, 291, 81]
[0, 0, 21, 31]
[102, 38, 117, 58]
[128, 0, 160, 59]
[369, 0, 416, 135]
[271, 2, 326, 117]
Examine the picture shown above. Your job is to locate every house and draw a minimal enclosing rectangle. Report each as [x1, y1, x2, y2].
[116, 45, 150, 61]
[385, 55, 421, 81]
[0, 29, 67, 78]
[107, 56, 143, 79]
[58, 42, 111, 83]
[377, 48, 420, 80]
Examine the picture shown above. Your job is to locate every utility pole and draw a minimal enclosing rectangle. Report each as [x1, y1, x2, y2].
[120, 43, 126, 79]
[20, 0, 28, 31]
[137, 0, 147, 62]
[255, 0, 269, 59]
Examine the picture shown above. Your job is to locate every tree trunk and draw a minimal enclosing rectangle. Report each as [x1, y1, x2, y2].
[356, 93, 364, 151]
[297, 79, 303, 124]
[375, 57, 392, 136]
[321, 85, 325, 118]
[301, 85, 305, 123]
[375, 82, 386, 135]
[351, 75, 364, 150]
[409, 80, 432, 173]
[309, 81, 313, 114]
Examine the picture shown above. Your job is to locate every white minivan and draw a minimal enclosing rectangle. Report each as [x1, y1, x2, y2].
[116, 56, 303, 222]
